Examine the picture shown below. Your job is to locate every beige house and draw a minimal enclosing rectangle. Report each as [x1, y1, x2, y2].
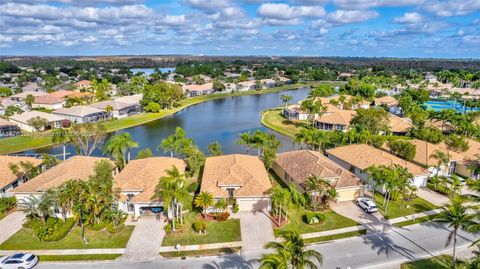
[314, 105, 356, 132]
[9, 111, 67, 132]
[89, 100, 140, 119]
[0, 118, 20, 137]
[200, 154, 272, 212]
[0, 156, 43, 197]
[115, 157, 186, 219]
[53, 106, 109, 124]
[410, 139, 463, 177]
[326, 144, 430, 188]
[388, 115, 413, 135]
[272, 150, 364, 202]
[455, 139, 480, 179]
[183, 83, 214, 97]
[374, 96, 401, 115]
[283, 104, 310, 120]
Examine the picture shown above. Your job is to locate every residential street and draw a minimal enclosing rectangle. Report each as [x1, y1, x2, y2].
[36, 222, 479, 269]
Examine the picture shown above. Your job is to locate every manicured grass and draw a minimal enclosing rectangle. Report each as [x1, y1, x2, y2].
[39, 254, 121, 261]
[160, 247, 241, 258]
[274, 206, 359, 236]
[162, 213, 241, 246]
[373, 193, 438, 220]
[394, 214, 440, 227]
[0, 225, 134, 250]
[401, 255, 453, 269]
[304, 229, 367, 245]
[261, 109, 307, 138]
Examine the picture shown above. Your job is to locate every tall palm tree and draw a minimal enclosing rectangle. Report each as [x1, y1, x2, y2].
[261, 230, 323, 269]
[237, 131, 255, 154]
[104, 133, 138, 167]
[270, 186, 291, 223]
[305, 175, 330, 211]
[430, 149, 450, 177]
[194, 191, 214, 218]
[52, 128, 70, 160]
[280, 94, 293, 107]
[434, 196, 475, 268]
[159, 127, 190, 158]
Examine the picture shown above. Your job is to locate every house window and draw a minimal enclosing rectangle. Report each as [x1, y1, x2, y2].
[227, 188, 235, 197]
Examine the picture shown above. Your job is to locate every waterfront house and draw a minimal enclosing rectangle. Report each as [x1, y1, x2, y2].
[89, 100, 140, 119]
[237, 81, 256, 92]
[9, 111, 68, 132]
[183, 83, 214, 97]
[273, 150, 364, 202]
[115, 94, 142, 106]
[0, 156, 43, 197]
[313, 105, 356, 132]
[282, 103, 310, 120]
[260, 79, 276, 88]
[53, 106, 109, 124]
[319, 95, 371, 110]
[115, 157, 186, 219]
[200, 154, 272, 212]
[326, 144, 430, 189]
[0, 119, 20, 137]
[31, 90, 86, 110]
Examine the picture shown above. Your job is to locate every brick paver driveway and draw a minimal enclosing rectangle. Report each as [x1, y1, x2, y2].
[238, 211, 275, 259]
[0, 211, 25, 244]
[120, 215, 165, 261]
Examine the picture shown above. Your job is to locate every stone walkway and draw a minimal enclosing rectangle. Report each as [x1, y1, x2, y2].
[0, 211, 25, 244]
[119, 215, 165, 261]
[238, 211, 275, 259]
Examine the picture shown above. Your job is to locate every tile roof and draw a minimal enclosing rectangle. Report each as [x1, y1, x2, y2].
[9, 111, 67, 124]
[54, 106, 106, 117]
[0, 118, 17, 127]
[11, 91, 47, 99]
[315, 107, 356, 126]
[275, 150, 362, 189]
[326, 144, 429, 176]
[374, 96, 399, 106]
[200, 154, 272, 198]
[115, 157, 186, 203]
[73, 80, 92, 87]
[388, 115, 413, 133]
[410, 139, 464, 166]
[0, 156, 43, 189]
[13, 156, 113, 193]
[115, 94, 142, 105]
[33, 90, 75, 105]
[452, 139, 480, 161]
[89, 100, 135, 111]
[182, 83, 214, 92]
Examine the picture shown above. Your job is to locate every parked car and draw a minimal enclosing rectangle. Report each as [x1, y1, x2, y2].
[0, 253, 39, 269]
[355, 197, 378, 213]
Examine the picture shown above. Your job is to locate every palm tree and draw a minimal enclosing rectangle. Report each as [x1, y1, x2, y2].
[434, 196, 475, 268]
[280, 94, 293, 107]
[261, 230, 323, 269]
[104, 133, 138, 167]
[158, 127, 190, 158]
[305, 175, 330, 211]
[288, 182, 306, 206]
[25, 94, 35, 109]
[430, 149, 449, 177]
[237, 131, 255, 154]
[194, 191, 214, 218]
[52, 128, 69, 160]
[270, 186, 291, 224]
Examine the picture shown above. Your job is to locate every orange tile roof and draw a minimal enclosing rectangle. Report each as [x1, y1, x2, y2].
[200, 154, 272, 198]
[275, 150, 362, 189]
[315, 108, 356, 126]
[375, 96, 399, 106]
[388, 115, 413, 133]
[0, 156, 43, 189]
[182, 83, 213, 92]
[115, 157, 186, 203]
[73, 80, 92, 87]
[326, 144, 429, 176]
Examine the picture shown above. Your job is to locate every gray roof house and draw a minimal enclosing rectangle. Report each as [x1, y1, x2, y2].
[53, 106, 109, 124]
[89, 100, 140, 119]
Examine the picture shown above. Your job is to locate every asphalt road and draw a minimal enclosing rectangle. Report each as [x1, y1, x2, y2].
[37, 222, 478, 269]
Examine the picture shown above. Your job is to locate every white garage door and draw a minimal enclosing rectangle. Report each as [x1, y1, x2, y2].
[237, 198, 270, 212]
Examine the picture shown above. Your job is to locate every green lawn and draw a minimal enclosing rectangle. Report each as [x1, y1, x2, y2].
[373, 193, 438, 219]
[304, 229, 367, 245]
[261, 109, 307, 138]
[394, 214, 440, 227]
[162, 213, 241, 246]
[160, 247, 241, 258]
[0, 226, 134, 250]
[274, 206, 359, 236]
[39, 254, 121, 261]
[401, 255, 453, 269]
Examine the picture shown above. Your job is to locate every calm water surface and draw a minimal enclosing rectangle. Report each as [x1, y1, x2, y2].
[21, 87, 310, 158]
[130, 68, 176, 75]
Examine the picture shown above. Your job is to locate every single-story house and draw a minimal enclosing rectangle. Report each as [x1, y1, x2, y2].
[10, 91, 47, 102]
[260, 79, 276, 88]
[0, 98, 28, 115]
[115, 157, 186, 219]
[282, 104, 310, 120]
[314, 105, 356, 132]
[0, 156, 43, 197]
[183, 83, 214, 97]
[272, 150, 364, 202]
[388, 115, 413, 135]
[21, 82, 41, 92]
[237, 81, 256, 92]
[13, 156, 115, 202]
[31, 90, 81, 110]
[374, 96, 401, 115]
[0, 118, 20, 137]
[115, 94, 142, 105]
[53, 106, 109, 124]
[89, 100, 140, 119]
[200, 154, 272, 212]
[425, 119, 455, 134]
[454, 139, 480, 179]
[73, 80, 92, 91]
[9, 111, 68, 132]
[326, 144, 430, 189]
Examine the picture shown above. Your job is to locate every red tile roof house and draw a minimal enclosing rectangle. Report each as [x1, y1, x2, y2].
[31, 90, 82, 110]
[182, 83, 214, 97]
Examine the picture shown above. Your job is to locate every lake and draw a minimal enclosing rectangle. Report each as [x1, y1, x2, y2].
[130, 68, 176, 75]
[20, 87, 311, 158]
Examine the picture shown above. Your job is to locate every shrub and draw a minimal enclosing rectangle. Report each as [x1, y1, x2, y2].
[34, 218, 75, 242]
[106, 223, 125, 234]
[164, 219, 182, 233]
[87, 221, 108, 231]
[303, 212, 325, 225]
[213, 212, 230, 221]
[232, 203, 239, 213]
[0, 197, 16, 214]
[192, 220, 207, 234]
[187, 182, 199, 193]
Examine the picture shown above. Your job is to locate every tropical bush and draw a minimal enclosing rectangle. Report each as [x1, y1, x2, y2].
[106, 223, 125, 234]
[213, 212, 230, 221]
[33, 218, 75, 242]
[187, 182, 199, 193]
[0, 197, 16, 217]
[192, 220, 207, 234]
[232, 203, 239, 213]
[303, 212, 325, 225]
[164, 219, 183, 233]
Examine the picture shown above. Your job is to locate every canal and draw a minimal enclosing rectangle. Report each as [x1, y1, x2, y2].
[22, 87, 310, 158]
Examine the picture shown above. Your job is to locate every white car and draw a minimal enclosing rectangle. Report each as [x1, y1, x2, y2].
[0, 253, 39, 269]
[355, 197, 378, 213]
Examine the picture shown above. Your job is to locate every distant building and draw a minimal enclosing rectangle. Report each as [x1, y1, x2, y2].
[89, 100, 140, 119]
[374, 96, 401, 115]
[283, 104, 310, 121]
[314, 105, 356, 132]
[387, 114, 413, 135]
[73, 80, 93, 91]
[10, 91, 47, 102]
[53, 106, 109, 124]
[9, 111, 67, 132]
[182, 83, 214, 97]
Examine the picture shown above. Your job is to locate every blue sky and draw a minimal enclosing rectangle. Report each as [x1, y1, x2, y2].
[0, 0, 479, 58]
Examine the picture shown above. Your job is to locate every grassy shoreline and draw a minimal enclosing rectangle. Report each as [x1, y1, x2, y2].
[0, 82, 319, 155]
[261, 108, 306, 138]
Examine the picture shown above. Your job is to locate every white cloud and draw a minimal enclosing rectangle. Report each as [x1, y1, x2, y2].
[257, 3, 326, 20]
[423, 0, 480, 17]
[333, 0, 423, 10]
[394, 12, 423, 24]
[327, 10, 378, 24]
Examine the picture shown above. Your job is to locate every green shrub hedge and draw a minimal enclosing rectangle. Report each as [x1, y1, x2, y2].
[303, 212, 325, 225]
[192, 220, 207, 233]
[33, 218, 75, 242]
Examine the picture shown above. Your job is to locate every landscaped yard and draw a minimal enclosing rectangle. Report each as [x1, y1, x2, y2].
[0, 225, 134, 250]
[374, 193, 438, 220]
[401, 255, 453, 269]
[39, 254, 122, 261]
[162, 212, 241, 246]
[261, 109, 306, 138]
[274, 206, 359, 236]
[160, 247, 241, 258]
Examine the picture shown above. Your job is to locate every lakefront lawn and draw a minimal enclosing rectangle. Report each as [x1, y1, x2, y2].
[261, 109, 306, 138]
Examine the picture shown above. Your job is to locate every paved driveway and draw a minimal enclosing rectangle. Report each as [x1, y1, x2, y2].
[238, 211, 275, 259]
[330, 201, 386, 232]
[0, 211, 25, 244]
[120, 215, 165, 261]
[416, 188, 449, 206]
